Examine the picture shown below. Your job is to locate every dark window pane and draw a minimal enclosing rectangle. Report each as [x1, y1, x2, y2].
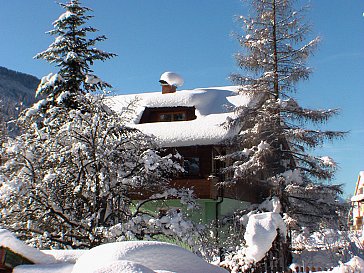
[173, 112, 186, 121]
[159, 113, 172, 122]
[159, 112, 186, 122]
[184, 157, 200, 176]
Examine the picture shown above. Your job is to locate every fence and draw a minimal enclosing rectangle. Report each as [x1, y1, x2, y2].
[290, 266, 333, 272]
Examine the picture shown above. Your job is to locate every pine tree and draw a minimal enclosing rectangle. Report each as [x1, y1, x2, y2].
[0, 1, 202, 251]
[221, 0, 345, 270]
[33, 0, 115, 111]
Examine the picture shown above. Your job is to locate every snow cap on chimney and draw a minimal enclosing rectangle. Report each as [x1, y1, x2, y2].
[159, 72, 184, 94]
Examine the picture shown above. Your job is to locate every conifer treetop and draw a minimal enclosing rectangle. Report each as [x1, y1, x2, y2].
[34, 0, 116, 106]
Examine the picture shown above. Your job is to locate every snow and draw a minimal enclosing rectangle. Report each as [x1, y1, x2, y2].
[72, 241, 228, 273]
[36, 73, 63, 96]
[56, 91, 70, 104]
[85, 74, 103, 85]
[321, 256, 364, 273]
[108, 86, 251, 147]
[0, 229, 56, 264]
[257, 140, 270, 151]
[159, 72, 184, 87]
[42, 250, 86, 264]
[359, 171, 364, 189]
[65, 52, 78, 62]
[351, 194, 364, 202]
[244, 212, 286, 263]
[258, 196, 282, 213]
[80, 260, 155, 273]
[136, 112, 237, 147]
[0, 229, 227, 273]
[54, 11, 76, 24]
[281, 169, 303, 184]
[320, 156, 336, 167]
[351, 171, 364, 201]
[13, 263, 74, 273]
[331, 256, 364, 273]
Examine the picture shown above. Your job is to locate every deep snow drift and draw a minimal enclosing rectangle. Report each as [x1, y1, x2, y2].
[72, 241, 228, 273]
[0, 229, 227, 273]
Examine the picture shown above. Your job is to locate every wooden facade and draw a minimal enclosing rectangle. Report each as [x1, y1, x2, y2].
[165, 145, 268, 203]
[137, 98, 268, 204]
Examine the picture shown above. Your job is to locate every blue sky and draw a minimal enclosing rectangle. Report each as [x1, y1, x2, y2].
[0, 0, 363, 196]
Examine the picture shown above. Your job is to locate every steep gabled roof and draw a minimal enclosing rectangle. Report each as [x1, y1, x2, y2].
[351, 171, 364, 202]
[108, 86, 252, 147]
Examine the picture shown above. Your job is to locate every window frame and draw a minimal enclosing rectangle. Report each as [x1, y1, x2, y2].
[182, 156, 201, 177]
[158, 111, 187, 122]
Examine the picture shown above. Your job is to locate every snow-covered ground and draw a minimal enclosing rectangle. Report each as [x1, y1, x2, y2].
[290, 256, 364, 273]
[0, 229, 227, 273]
[2, 229, 364, 273]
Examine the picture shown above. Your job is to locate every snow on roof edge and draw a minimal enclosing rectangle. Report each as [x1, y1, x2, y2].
[106, 86, 249, 147]
[0, 229, 56, 264]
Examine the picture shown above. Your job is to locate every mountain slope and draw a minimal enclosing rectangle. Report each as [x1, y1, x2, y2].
[0, 66, 39, 120]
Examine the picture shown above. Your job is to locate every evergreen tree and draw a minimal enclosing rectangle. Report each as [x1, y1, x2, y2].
[0, 1, 202, 251]
[221, 0, 345, 270]
[33, 0, 115, 111]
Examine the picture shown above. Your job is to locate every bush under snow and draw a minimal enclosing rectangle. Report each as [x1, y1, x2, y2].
[72, 241, 228, 273]
[1, 229, 227, 273]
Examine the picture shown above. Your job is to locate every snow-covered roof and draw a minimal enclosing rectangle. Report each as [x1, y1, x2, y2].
[351, 171, 364, 201]
[351, 194, 364, 202]
[107, 86, 252, 147]
[0, 229, 56, 264]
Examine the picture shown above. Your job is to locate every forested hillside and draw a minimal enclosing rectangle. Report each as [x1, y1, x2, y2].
[0, 66, 39, 121]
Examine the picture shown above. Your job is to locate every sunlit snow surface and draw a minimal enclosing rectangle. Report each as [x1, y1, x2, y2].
[159, 72, 184, 87]
[2, 231, 227, 273]
[244, 212, 286, 263]
[72, 241, 228, 273]
[108, 86, 252, 147]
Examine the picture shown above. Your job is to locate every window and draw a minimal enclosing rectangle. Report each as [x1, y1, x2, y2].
[139, 107, 196, 124]
[355, 216, 363, 228]
[159, 112, 186, 122]
[183, 157, 200, 176]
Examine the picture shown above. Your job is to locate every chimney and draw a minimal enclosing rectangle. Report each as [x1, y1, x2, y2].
[159, 72, 184, 94]
[159, 80, 177, 94]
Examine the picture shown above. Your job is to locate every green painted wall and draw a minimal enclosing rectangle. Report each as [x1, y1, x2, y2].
[140, 198, 251, 224]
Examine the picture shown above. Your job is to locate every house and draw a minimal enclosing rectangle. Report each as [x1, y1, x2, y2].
[107, 72, 269, 222]
[350, 171, 364, 230]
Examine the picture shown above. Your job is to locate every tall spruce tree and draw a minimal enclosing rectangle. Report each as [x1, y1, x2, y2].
[228, 0, 344, 229]
[34, 0, 115, 111]
[0, 1, 202, 250]
[220, 0, 345, 270]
